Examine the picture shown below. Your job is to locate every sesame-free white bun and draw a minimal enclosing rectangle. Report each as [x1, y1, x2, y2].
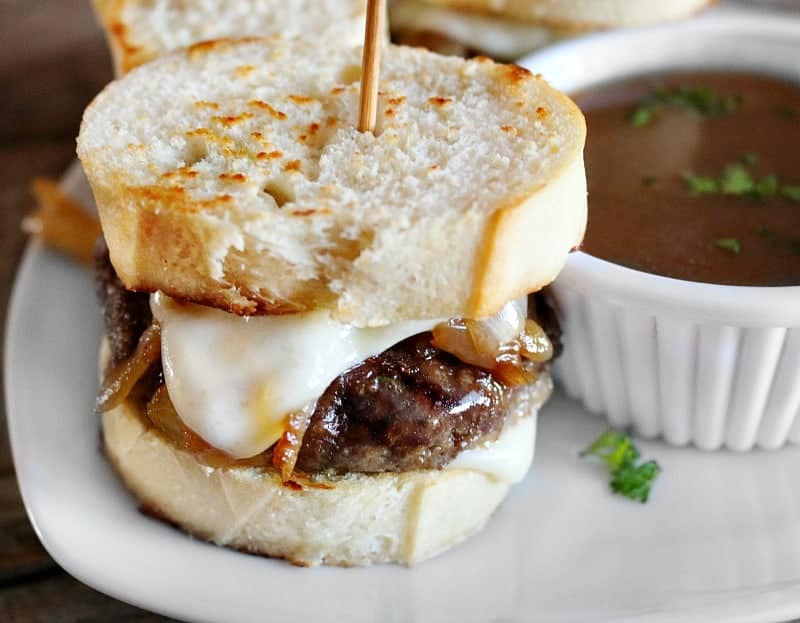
[91, 0, 369, 75]
[417, 0, 713, 29]
[77, 36, 587, 326]
[101, 368, 550, 567]
[390, 1, 576, 60]
[390, 0, 713, 60]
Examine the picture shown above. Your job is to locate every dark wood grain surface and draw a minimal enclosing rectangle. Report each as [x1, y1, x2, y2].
[0, 1, 176, 620]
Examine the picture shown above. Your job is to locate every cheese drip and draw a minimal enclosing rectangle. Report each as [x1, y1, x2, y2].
[447, 415, 536, 483]
[152, 292, 439, 459]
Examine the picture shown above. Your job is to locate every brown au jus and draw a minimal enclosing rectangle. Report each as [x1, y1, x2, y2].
[577, 71, 800, 286]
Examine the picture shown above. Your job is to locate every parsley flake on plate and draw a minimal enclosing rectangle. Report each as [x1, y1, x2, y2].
[580, 431, 662, 503]
[611, 461, 662, 503]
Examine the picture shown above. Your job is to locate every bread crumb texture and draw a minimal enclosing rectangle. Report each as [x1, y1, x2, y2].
[92, 0, 369, 74]
[78, 37, 586, 326]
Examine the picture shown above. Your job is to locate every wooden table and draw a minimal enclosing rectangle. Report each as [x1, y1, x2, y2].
[0, 1, 175, 620]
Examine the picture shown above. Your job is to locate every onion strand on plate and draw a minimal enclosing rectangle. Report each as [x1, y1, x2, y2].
[23, 178, 102, 265]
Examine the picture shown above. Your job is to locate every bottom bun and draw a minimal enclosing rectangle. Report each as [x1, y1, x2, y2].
[101, 355, 551, 567]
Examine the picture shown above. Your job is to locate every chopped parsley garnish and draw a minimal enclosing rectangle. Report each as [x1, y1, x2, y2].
[631, 85, 741, 127]
[782, 185, 800, 201]
[776, 105, 798, 120]
[611, 462, 662, 502]
[719, 163, 754, 195]
[757, 226, 800, 255]
[684, 155, 799, 201]
[755, 175, 779, 197]
[715, 237, 742, 254]
[580, 431, 661, 503]
[631, 107, 654, 127]
[741, 152, 759, 167]
[582, 431, 638, 471]
[683, 173, 718, 195]
[642, 175, 657, 187]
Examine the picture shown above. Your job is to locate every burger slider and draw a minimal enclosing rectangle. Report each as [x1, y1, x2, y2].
[91, 0, 370, 75]
[390, 0, 713, 60]
[77, 36, 587, 566]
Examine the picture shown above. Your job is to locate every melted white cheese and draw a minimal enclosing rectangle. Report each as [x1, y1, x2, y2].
[447, 415, 537, 483]
[390, 1, 568, 59]
[152, 292, 439, 459]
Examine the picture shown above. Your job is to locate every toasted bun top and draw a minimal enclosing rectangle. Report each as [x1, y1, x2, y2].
[418, 0, 712, 29]
[91, 0, 368, 75]
[77, 37, 586, 326]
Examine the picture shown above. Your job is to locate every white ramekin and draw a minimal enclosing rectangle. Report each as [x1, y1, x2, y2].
[520, 5, 800, 450]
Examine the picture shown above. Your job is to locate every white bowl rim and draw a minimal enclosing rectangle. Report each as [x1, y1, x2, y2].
[518, 5, 800, 327]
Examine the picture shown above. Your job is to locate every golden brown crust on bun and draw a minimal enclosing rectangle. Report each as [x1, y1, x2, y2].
[91, 0, 369, 75]
[78, 37, 587, 326]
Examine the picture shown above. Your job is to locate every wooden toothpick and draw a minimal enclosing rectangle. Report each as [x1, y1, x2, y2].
[357, 0, 385, 133]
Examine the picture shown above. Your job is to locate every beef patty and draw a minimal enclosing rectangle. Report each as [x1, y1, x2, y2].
[95, 247, 557, 473]
[296, 333, 510, 473]
[95, 243, 153, 367]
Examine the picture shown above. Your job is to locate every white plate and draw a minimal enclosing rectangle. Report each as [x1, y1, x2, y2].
[6, 164, 800, 623]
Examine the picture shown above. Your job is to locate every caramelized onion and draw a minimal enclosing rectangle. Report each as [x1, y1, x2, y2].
[432, 301, 553, 387]
[518, 319, 554, 363]
[97, 323, 162, 413]
[474, 297, 528, 349]
[145, 385, 267, 468]
[432, 320, 497, 369]
[145, 384, 209, 454]
[492, 361, 539, 387]
[24, 178, 102, 265]
[272, 402, 316, 482]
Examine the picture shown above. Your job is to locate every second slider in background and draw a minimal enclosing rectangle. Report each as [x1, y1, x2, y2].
[390, 0, 714, 59]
